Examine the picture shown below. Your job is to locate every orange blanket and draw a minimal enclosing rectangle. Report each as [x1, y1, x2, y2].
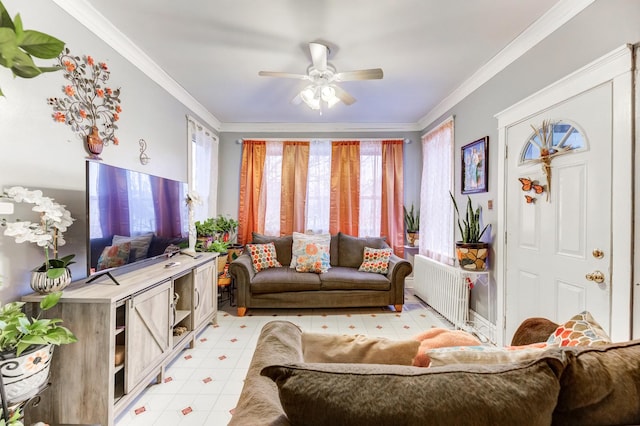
[412, 328, 481, 367]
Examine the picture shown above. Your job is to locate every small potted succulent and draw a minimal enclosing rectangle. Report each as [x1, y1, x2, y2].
[450, 192, 489, 270]
[403, 204, 420, 247]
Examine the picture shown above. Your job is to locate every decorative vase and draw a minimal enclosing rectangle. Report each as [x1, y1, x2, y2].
[30, 268, 71, 294]
[0, 344, 54, 403]
[455, 242, 489, 271]
[406, 231, 419, 247]
[86, 126, 103, 160]
[226, 244, 244, 263]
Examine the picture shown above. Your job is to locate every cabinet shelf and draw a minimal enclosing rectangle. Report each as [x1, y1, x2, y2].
[174, 309, 190, 325]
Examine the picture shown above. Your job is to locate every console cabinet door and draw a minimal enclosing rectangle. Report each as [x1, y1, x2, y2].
[193, 262, 216, 327]
[125, 280, 171, 392]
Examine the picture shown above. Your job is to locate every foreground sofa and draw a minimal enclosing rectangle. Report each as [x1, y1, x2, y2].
[229, 320, 640, 426]
[229, 232, 412, 317]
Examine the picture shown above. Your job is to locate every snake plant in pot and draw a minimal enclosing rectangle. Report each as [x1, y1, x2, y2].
[403, 204, 420, 247]
[450, 192, 489, 270]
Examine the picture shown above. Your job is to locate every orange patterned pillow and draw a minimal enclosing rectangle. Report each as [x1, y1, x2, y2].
[358, 247, 393, 274]
[246, 242, 282, 272]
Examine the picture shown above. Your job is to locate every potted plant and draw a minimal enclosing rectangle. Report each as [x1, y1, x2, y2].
[195, 218, 216, 250]
[1, 187, 75, 294]
[0, 1, 65, 97]
[403, 204, 420, 247]
[449, 192, 489, 270]
[0, 291, 77, 404]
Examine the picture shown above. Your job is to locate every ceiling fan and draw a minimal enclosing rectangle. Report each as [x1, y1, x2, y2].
[258, 42, 383, 111]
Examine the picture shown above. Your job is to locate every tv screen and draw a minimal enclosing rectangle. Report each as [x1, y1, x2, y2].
[86, 161, 189, 274]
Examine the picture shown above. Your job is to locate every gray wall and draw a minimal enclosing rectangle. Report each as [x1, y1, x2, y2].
[217, 131, 422, 219]
[0, 0, 214, 303]
[426, 0, 640, 323]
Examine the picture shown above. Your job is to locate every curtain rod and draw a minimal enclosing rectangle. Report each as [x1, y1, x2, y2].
[235, 138, 411, 144]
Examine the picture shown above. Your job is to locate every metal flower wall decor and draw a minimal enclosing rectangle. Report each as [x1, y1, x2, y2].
[48, 48, 122, 159]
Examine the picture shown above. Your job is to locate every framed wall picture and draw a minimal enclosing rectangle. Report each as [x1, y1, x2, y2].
[461, 136, 488, 194]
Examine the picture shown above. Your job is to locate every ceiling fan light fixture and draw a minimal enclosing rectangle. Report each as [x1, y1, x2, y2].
[300, 86, 320, 110]
[321, 85, 335, 101]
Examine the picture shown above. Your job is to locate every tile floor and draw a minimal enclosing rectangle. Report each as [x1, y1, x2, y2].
[115, 289, 451, 426]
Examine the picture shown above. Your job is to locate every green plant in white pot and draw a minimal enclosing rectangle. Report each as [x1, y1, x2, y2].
[450, 192, 489, 270]
[0, 291, 76, 404]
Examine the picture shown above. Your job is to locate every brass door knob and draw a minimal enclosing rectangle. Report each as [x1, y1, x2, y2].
[585, 271, 605, 283]
[592, 249, 604, 259]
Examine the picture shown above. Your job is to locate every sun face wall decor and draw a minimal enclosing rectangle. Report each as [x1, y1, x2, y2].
[48, 48, 122, 160]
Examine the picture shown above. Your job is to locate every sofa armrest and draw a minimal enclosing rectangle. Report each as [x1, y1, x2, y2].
[229, 253, 256, 310]
[386, 254, 412, 306]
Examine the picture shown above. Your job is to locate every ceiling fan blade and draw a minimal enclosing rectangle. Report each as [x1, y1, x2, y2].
[290, 92, 302, 105]
[333, 85, 356, 105]
[259, 71, 309, 80]
[334, 68, 383, 81]
[309, 42, 328, 71]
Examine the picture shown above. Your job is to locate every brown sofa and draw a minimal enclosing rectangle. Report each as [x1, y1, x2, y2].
[229, 232, 412, 317]
[229, 320, 640, 426]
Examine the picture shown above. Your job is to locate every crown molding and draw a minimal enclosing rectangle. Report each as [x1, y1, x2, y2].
[416, 0, 595, 131]
[219, 122, 421, 133]
[53, 0, 592, 135]
[51, 0, 222, 132]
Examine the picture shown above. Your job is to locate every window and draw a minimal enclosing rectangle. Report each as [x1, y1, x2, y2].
[420, 117, 455, 264]
[187, 116, 218, 221]
[521, 120, 586, 163]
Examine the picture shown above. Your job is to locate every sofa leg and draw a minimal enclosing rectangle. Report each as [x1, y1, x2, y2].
[237, 307, 247, 317]
[394, 304, 403, 312]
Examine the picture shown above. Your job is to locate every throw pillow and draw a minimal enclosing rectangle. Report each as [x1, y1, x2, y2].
[358, 247, 393, 274]
[112, 232, 154, 261]
[302, 332, 420, 365]
[294, 242, 331, 273]
[421, 342, 553, 368]
[546, 311, 611, 347]
[96, 242, 131, 271]
[262, 355, 565, 426]
[411, 328, 482, 367]
[290, 232, 331, 269]
[246, 242, 282, 272]
[251, 233, 293, 266]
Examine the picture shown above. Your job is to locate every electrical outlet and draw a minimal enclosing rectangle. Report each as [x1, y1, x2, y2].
[487, 200, 493, 210]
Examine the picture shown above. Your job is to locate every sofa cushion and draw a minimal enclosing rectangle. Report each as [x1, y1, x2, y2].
[422, 343, 553, 368]
[246, 243, 283, 272]
[553, 340, 640, 426]
[251, 267, 322, 293]
[262, 354, 565, 426]
[546, 311, 611, 347]
[252, 233, 293, 266]
[358, 247, 393, 274]
[337, 232, 387, 268]
[291, 232, 331, 269]
[319, 266, 390, 290]
[294, 243, 331, 274]
[112, 232, 154, 261]
[302, 333, 420, 365]
[96, 242, 131, 271]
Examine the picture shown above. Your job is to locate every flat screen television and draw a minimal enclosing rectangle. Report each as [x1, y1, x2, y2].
[86, 161, 189, 276]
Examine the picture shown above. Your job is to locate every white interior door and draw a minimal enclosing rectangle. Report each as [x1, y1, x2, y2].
[504, 83, 612, 341]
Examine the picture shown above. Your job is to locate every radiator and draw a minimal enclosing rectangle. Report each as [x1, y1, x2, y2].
[413, 255, 470, 330]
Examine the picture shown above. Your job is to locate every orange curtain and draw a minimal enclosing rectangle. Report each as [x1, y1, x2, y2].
[237, 140, 266, 245]
[280, 141, 310, 235]
[381, 140, 404, 256]
[330, 141, 360, 235]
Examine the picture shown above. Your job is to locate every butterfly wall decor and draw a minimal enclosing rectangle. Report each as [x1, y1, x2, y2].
[519, 177, 545, 204]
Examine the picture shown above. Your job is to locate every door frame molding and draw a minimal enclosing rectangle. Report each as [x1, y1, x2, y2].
[495, 44, 634, 345]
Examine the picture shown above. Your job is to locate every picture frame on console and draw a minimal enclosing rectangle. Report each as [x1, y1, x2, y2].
[461, 136, 488, 194]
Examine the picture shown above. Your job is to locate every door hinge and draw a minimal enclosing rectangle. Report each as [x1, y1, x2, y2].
[504, 144, 508, 159]
[504, 232, 507, 245]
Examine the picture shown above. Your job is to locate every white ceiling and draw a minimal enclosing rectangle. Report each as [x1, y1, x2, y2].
[70, 0, 579, 130]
